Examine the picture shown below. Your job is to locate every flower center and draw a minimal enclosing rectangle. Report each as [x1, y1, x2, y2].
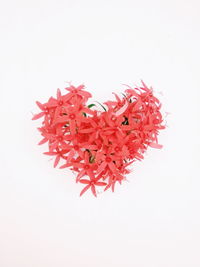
[84, 164, 90, 170]
[74, 145, 79, 150]
[58, 100, 63, 106]
[115, 146, 120, 152]
[69, 114, 75, 120]
[105, 156, 112, 163]
[44, 107, 49, 114]
[111, 115, 117, 121]
[57, 136, 63, 141]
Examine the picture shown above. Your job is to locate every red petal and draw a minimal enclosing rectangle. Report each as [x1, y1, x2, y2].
[73, 163, 84, 168]
[91, 184, 97, 197]
[87, 170, 95, 180]
[47, 97, 57, 107]
[95, 182, 107, 186]
[115, 101, 128, 116]
[70, 120, 76, 135]
[54, 155, 60, 168]
[54, 116, 68, 125]
[38, 137, 48, 145]
[67, 149, 75, 163]
[44, 152, 58, 156]
[112, 92, 121, 102]
[96, 162, 107, 175]
[104, 183, 111, 191]
[76, 169, 86, 182]
[36, 101, 45, 110]
[108, 162, 117, 174]
[57, 88, 61, 99]
[79, 179, 90, 184]
[32, 112, 45, 120]
[59, 163, 71, 169]
[79, 90, 92, 98]
[80, 184, 91, 196]
[111, 182, 116, 192]
[149, 142, 163, 149]
[79, 128, 94, 133]
[49, 141, 58, 151]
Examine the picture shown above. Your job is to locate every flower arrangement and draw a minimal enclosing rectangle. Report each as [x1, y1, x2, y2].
[32, 81, 165, 197]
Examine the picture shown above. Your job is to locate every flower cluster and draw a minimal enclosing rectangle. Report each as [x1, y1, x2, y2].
[32, 82, 165, 197]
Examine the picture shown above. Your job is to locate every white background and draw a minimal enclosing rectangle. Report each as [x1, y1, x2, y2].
[0, 0, 200, 266]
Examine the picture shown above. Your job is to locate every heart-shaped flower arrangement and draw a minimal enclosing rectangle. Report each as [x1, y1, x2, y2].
[32, 81, 165, 197]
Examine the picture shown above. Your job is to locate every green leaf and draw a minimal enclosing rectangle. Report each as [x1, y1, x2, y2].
[88, 104, 96, 108]
[95, 101, 107, 111]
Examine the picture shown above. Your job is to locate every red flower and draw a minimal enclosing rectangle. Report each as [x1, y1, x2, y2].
[59, 140, 97, 168]
[96, 152, 119, 176]
[65, 84, 92, 100]
[32, 82, 165, 197]
[104, 174, 124, 192]
[47, 88, 70, 108]
[53, 105, 94, 135]
[44, 148, 68, 168]
[32, 101, 50, 121]
[79, 178, 107, 197]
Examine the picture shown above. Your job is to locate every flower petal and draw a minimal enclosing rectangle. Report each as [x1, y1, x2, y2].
[79, 179, 90, 184]
[32, 112, 45, 120]
[149, 142, 163, 149]
[36, 101, 45, 111]
[70, 120, 76, 135]
[57, 88, 61, 99]
[38, 137, 48, 145]
[80, 184, 91, 196]
[54, 155, 60, 168]
[96, 162, 107, 175]
[91, 184, 97, 197]
[95, 182, 107, 186]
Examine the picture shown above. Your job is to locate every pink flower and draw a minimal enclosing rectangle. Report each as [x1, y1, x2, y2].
[65, 84, 92, 101]
[79, 178, 107, 197]
[32, 82, 165, 197]
[44, 148, 68, 168]
[32, 101, 50, 121]
[96, 152, 119, 176]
